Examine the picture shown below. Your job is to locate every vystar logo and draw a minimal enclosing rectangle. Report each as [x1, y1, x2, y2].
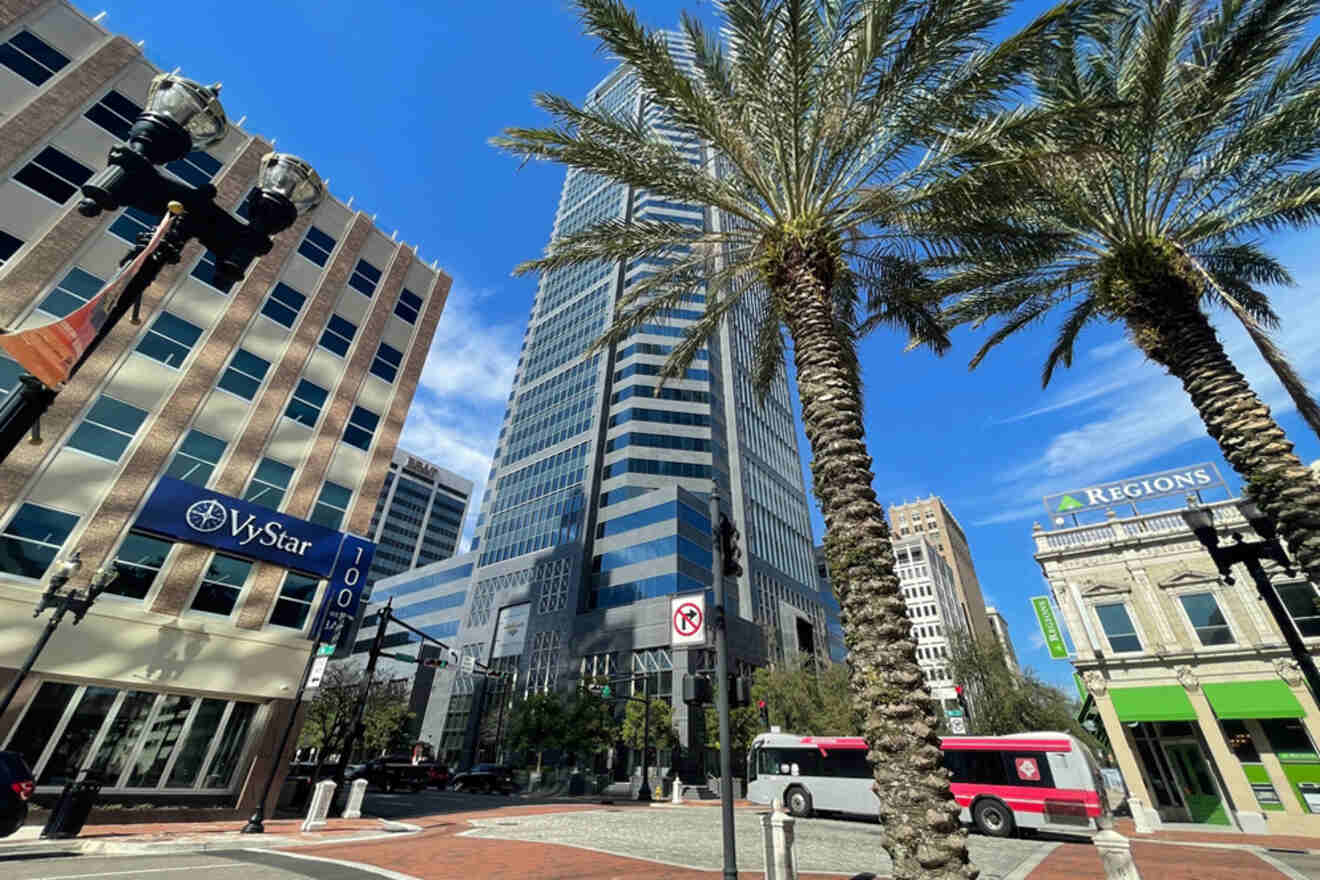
[184, 497, 315, 556]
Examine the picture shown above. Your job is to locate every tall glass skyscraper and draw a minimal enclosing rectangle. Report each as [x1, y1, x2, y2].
[370, 35, 826, 764]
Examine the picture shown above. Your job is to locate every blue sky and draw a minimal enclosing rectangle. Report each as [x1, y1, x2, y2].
[99, 1, 1320, 692]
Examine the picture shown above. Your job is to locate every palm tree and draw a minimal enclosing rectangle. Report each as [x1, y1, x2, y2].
[939, 0, 1320, 585]
[493, 2, 1066, 876]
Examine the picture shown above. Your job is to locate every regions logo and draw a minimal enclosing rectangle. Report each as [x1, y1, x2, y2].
[1055, 495, 1084, 513]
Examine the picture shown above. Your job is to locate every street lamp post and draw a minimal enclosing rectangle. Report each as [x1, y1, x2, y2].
[638, 673, 652, 803]
[1182, 500, 1320, 702]
[0, 552, 119, 721]
[0, 73, 323, 464]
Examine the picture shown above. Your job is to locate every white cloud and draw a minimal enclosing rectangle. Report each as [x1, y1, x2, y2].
[1028, 630, 1047, 651]
[970, 281, 1320, 525]
[400, 278, 527, 550]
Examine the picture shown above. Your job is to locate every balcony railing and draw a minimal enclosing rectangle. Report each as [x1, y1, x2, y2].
[1034, 499, 1245, 554]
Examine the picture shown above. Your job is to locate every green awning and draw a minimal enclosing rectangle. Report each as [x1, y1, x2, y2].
[1203, 680, 1304, 720]
[1110, 685, 1198, 722]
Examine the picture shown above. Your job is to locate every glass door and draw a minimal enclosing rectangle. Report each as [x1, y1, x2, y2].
[1163, 742, 1230, 825]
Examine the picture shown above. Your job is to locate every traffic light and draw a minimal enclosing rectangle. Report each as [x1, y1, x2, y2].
[422, 655, 449, 669]
[718, 514, 743, 578]
[955, 685, 969, 717]
[589, 681, 613, 698]
[682, 674, 713, 705]
[729, 675, 751, 708]
[757, 699, 770, 729]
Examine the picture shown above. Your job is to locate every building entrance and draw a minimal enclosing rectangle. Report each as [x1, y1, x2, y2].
[1131, 722, 1230, 825]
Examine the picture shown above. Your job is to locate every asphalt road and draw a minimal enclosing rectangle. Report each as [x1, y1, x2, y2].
[0, 850, 401, 880]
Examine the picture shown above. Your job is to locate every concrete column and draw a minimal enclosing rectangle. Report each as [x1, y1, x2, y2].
[1093, 824, 1143, 880]
[1093, 693, 1159, 829]
[302, 779, 335, 832]
[1245, 719, 1304, 817]
[235, 698, 303, 813]
[1186, 688, 1265, 833]
[343, 778, 368, 819]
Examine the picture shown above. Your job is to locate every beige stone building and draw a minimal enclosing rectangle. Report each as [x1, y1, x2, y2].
[0, 0, 450, 812]
[1035, 499, 1320, 836]
[888, 495, 992, 641]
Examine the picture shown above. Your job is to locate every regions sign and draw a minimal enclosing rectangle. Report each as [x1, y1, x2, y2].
[136, 476, 345, 576]
[1031, 595, 1069, 660]
[1042, 463, 1226, 520]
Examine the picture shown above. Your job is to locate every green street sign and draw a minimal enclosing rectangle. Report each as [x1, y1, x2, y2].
[946, 708, 964, 718]
[1031, 595, 1069, 660]
[317, 644, 335, 656]
[1073, 672, 1088, 703]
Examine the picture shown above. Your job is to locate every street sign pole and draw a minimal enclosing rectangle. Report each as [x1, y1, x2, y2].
[708, 487, 737, 880]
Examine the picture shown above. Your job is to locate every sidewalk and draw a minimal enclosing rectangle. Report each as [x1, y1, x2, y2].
[1025, 840, 1300, 880]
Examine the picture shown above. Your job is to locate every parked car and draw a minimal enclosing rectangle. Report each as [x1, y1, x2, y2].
[427, 764, 451, 790]
[351, 755, 432, 793]
[451, 764, 517, 794]
[0, 751, 35, 838]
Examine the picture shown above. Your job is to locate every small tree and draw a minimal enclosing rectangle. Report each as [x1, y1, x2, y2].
[561, 687, 619, 767]
[621, 696, 677, 755]
[298, 664, 413, 771]
[506, 691, 567, 775]
[947, 635, 1102, 754]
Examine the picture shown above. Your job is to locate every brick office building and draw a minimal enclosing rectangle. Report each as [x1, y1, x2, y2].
[0, 0, 450, 812]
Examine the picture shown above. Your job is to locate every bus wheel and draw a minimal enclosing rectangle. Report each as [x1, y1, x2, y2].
[785, 786, 813, 819]
[972, 798, 1014, 838]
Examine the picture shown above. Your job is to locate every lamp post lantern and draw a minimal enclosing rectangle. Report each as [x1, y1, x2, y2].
[0, 72, 324, 465]
[1181, 500, 1320, 703]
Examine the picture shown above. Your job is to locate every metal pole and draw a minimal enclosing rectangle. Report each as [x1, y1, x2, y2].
[1242, 554, 1320, 702]
[331, 597, 391, 812]
[709, 486, 738, 880]
[639, 675, 652, 802]
[0, 595, 71, 722]
[494, 676, 508, 765]
[241, 591, 334, 833]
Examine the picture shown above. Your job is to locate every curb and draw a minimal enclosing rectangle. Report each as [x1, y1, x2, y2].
[0, 820, 423, 858]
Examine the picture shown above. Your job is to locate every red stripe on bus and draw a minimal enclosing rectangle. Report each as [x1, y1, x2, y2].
[939, 737, 1073, 752]
[950, 782, 1101, 815]
[798, 736, 868, 749]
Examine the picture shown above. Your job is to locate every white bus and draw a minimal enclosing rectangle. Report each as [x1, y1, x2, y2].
[746, 731, 1109, 837]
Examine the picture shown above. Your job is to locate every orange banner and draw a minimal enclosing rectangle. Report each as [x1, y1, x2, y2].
[0, 210, 179, 389]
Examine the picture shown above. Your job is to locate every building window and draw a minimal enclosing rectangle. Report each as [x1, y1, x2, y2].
[0, 503, 78, 579]
[136, 311, 202, 368]
[67, 394, 148, 461]
[0, 30, 69, 86]
[165, 150, 222, 187]
[14, 146, 93, 204]
[0, 356, 23, 399]
[1094, 602, 1142, 653]
[310, 481, 352, 530]
[190, 250, 236, 293]
[244, 457, 294, 510]
[37, 267, 104, 318]
[0, 229, 22, 265]
[298, 225, 336, 266]
[1178, 592, 1234, 646]
[342, 405, 379, 451]
[109, 531, 172, 600]
[109, 205, 160, 244]
[395, 288, 423, 323]
[270, 571, 320, 630]
[1259, 718, 1318, 761]
[526, 630, 563, 694]
[261, 281, 305, 328]
[190, 553, 254, 616]
[85, 89, 141, 139]
[285, 378, 328, 428]
[319, 314, 356, 357]
[217, 349, 270, 400]
[369, 342, 403, 383]
[347, 258, 381, 297]
[1277, 583, 1320, 638]
[165, 429, 226, 487]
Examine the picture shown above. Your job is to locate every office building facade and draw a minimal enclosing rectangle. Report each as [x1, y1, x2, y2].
[0, 0, 449, 811]
[372, 35, 825, 766]
[1036, 489, 1320, 835]
[888, 496, 992, 641]
[985, 606, 1020, 674]
[366, 449, 472, 582]
[814, 545, 847, 663]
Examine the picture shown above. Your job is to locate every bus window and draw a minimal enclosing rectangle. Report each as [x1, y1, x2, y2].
[748, 748, 758, 781]
[828, 749, 872, 779]
[1002, 752, 1055, 788]
[945, 750, 1008, 785]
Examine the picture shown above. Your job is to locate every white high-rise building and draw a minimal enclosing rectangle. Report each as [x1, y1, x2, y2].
[893, 536, 970, 705]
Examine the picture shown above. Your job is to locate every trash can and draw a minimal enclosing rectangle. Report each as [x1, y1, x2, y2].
[41, 778, 101, 840]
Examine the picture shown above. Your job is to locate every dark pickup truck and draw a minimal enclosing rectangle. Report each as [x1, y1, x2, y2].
[351, 755, 436, 793]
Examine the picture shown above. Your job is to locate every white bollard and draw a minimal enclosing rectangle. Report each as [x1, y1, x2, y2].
[1093, 827, 1142, 880]
[1127, 797, 1152, 834]
[760, 798, 798, 880]
[671, 779, 683, 804]
[342, 778, 368, 819]
[302, 779, 336, 832]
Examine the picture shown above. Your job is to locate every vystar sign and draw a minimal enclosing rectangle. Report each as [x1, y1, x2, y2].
[1042, 463, 1225, 519]
[136, 476, 344, 576]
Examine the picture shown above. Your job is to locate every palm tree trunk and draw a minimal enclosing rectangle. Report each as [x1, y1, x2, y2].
[1126, 291, 1320, 586]
[779, 254, 974, 880]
